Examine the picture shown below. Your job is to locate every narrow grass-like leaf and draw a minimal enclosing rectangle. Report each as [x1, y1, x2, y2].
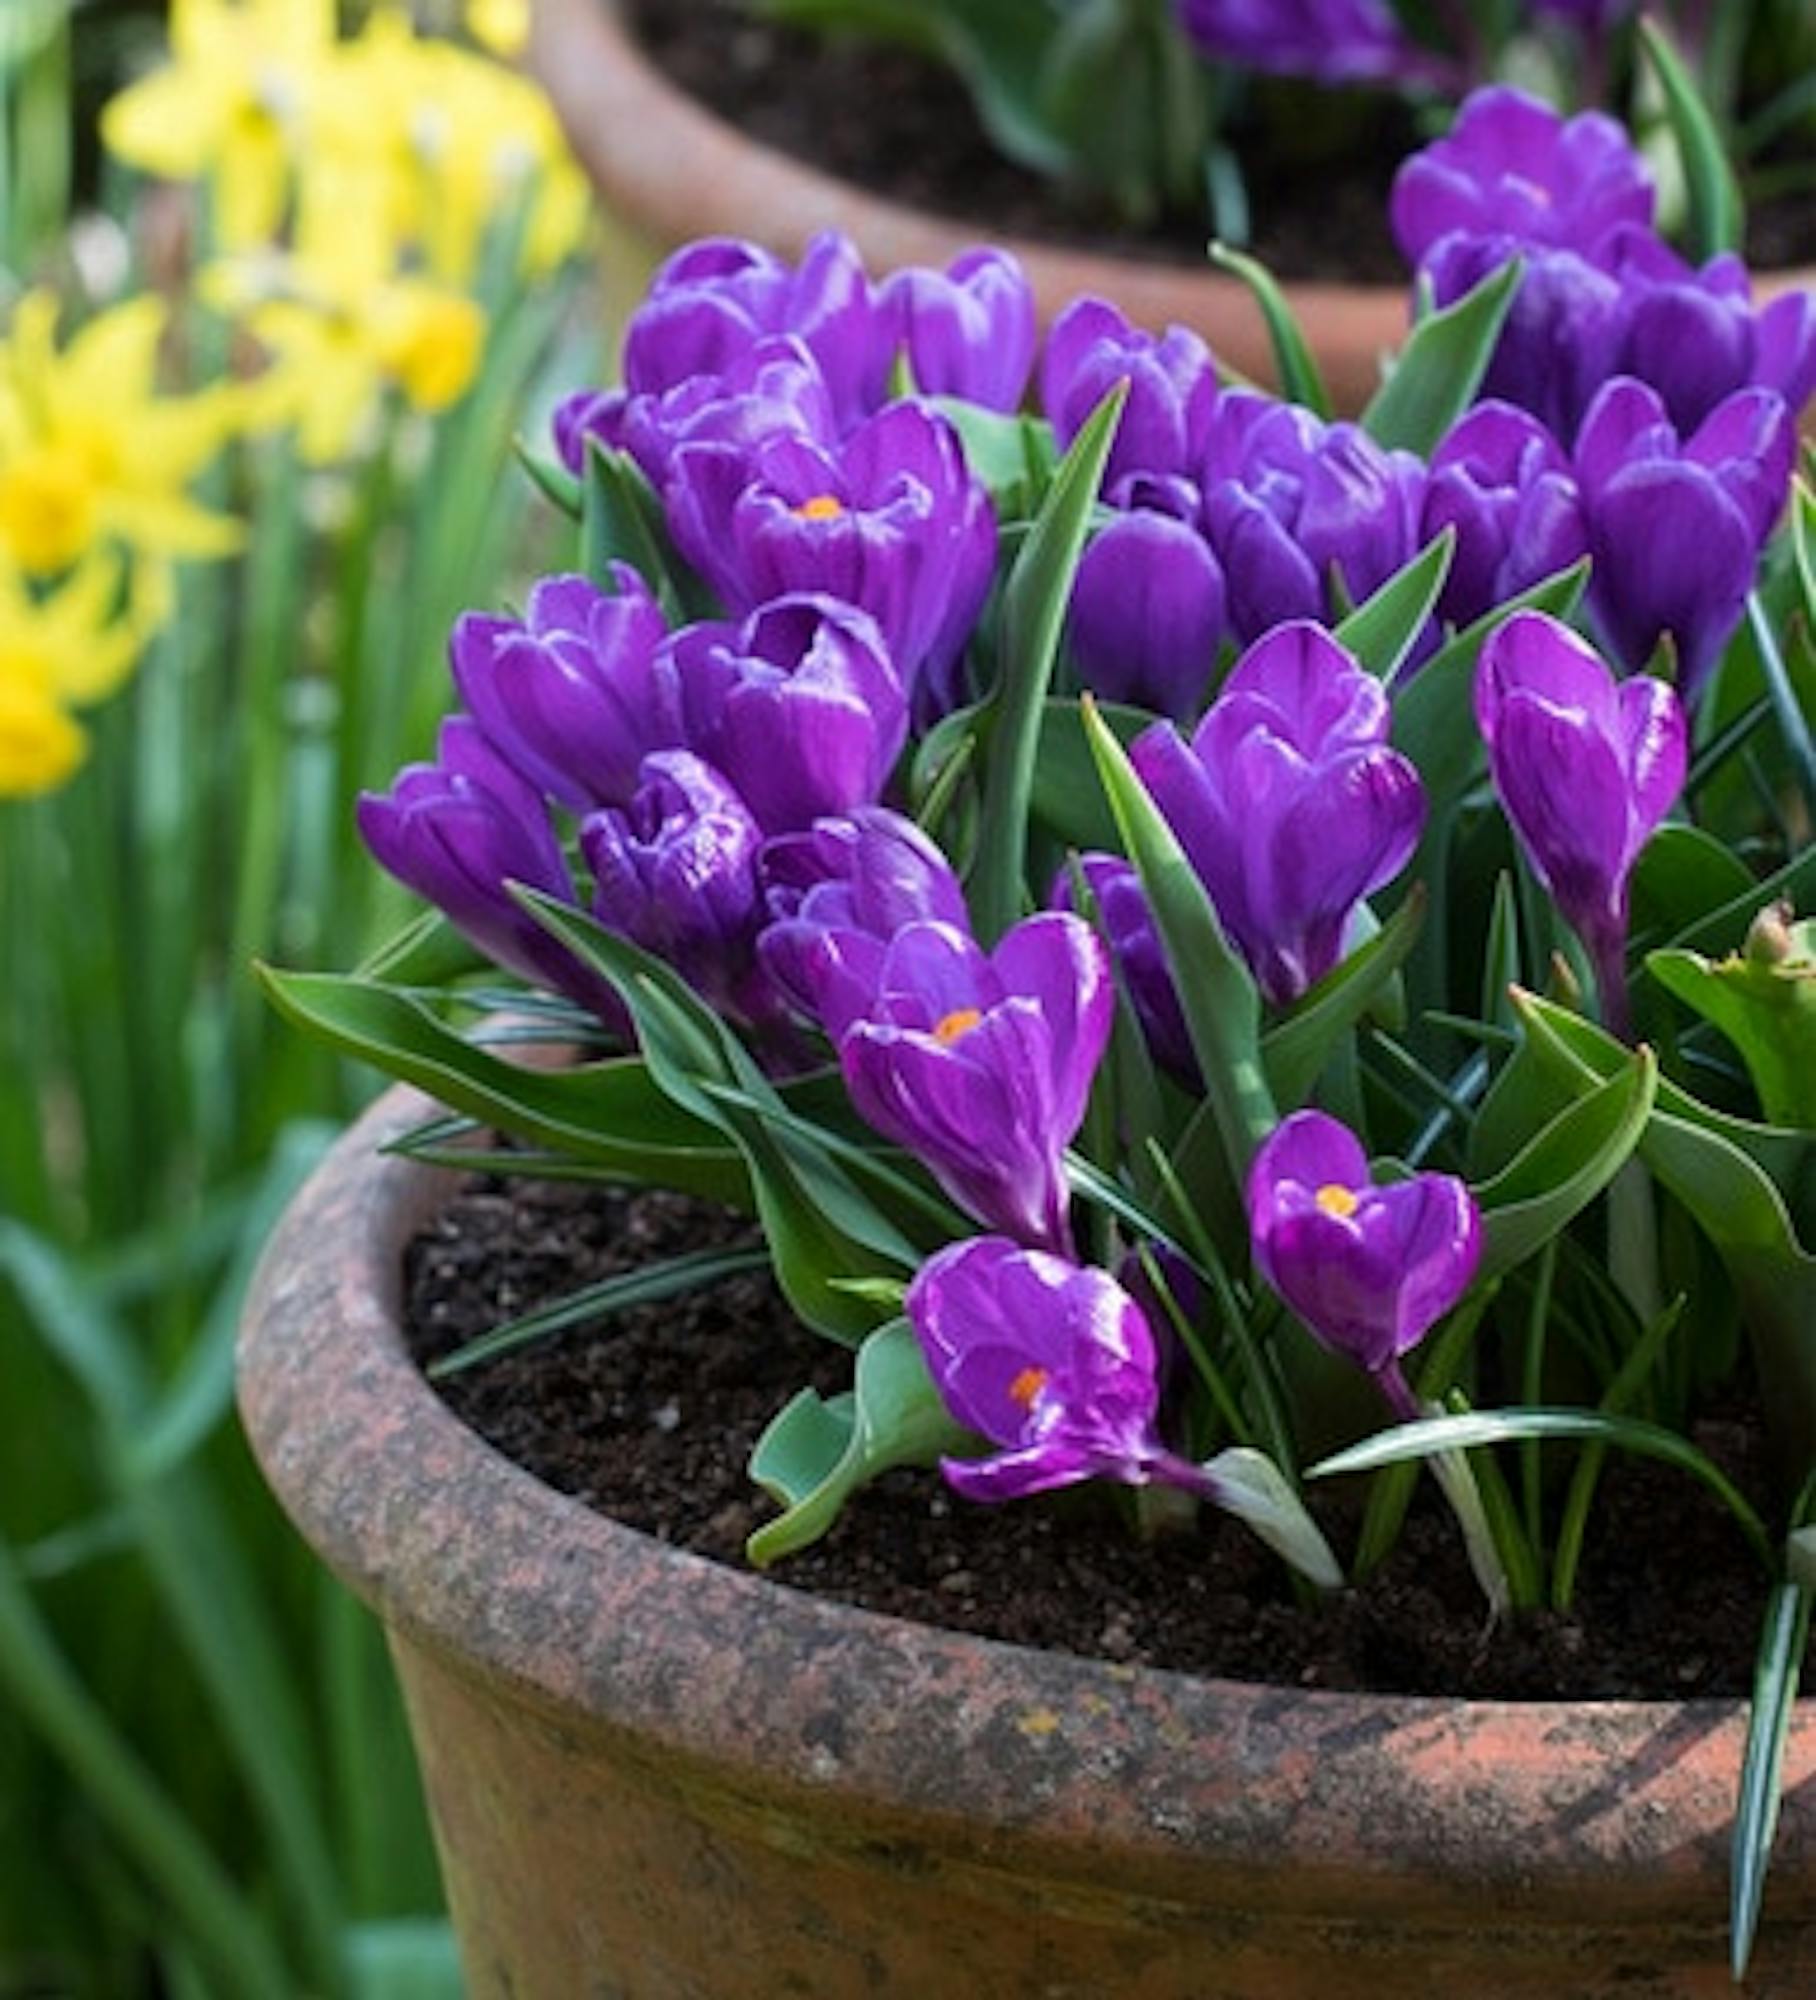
[1333, 530, 1453, 684]
[1361, 259, 1521, 455]
[1208, 241, 1332, 417]
[430, 1245, 773, 1378]
[1309, 1408, 1775, 1574]
[1732, 1581, 1812, 1979]
[1639, 15, 1743, 259]
[970, 380, 1127, 940]
[1261, 886, 1425, 1108]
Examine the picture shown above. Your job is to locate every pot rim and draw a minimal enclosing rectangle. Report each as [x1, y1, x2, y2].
[239, 1077, 1816, 1929]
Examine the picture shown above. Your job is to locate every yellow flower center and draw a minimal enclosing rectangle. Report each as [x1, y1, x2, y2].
[0, 449, 100, 575]
[933, 1007, 983, 1045]
[1008, 1366, 1048, 1409]
[1315, 1183, 1360, 1219]
[795, 493, 844, 521]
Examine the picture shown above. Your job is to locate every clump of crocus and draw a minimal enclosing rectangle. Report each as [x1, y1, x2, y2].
[1474, 610, 1685, 1038]
[1130, 622, 1425, 1004]
[1246, 1110, 1483, 1419]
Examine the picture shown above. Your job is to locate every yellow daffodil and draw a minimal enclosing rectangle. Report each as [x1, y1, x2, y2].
[0, 292, 245, 578]
[101, 0, 336, 250]
[466, 0, 529, 59]
[0, 547, 171, 796]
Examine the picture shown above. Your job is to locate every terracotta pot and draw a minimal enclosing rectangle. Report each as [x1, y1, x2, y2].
[527, 0, 1408, 414]
[239, 1079, 1816, 1997]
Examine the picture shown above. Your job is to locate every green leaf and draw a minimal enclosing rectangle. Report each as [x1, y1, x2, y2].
[1333, 529, 1454, 685]
[515, 894, 920, 1342]
[429, 1244, 773, 1379]
[1026, 695, 1152, 852]
[1732, 1581, 1812, 1980]
[929, 397, 1055, 510]
[1639, 15, 1743, 260]
[258, 966, 749, 1199]
[1308, 1408, 1776, 1574]
[1361, 258, 1522, 455]
[355, 907, 487, 986]
[1081, 694, 1276, 1182]
[1473, 1048, 1657, 1282]
[1628, 824, 1756, 947]
[1208, 242, 1332, 417]
[1203, 1447, 1344, 1587]
[1649, 914, 1816, 1129]
[970, 380, 1127, 939]
[582, 440, 697, 622]
[746, 1321, 972, 1564]
[1261, 885, 1425, 1108]
[512, 439, 582, 518]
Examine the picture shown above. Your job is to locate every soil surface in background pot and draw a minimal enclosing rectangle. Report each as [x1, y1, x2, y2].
[622, 0, 1815, 281]
[403, 1173, 1775, 1702]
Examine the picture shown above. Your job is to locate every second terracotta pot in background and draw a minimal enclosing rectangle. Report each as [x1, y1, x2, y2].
[527, 0, 1410, 412]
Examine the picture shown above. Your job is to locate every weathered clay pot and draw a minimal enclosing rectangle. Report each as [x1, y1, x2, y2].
[238, 1079, 1816, 1997]
[528, 0, 1407, 413]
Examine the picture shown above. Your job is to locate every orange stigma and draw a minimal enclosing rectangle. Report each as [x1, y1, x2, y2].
[795, 493, 844, 521]
[1008, 1366, 1048, 1408]
[933, 1007, 983, 1045]
[1315, 1183, 1360, 1218]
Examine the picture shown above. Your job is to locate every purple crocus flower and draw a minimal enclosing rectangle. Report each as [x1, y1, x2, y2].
[449, 567, 671, 811]
[619, 232, 890, 432]
[1420, 402, 1587, 632]
[357, 718, 618, 1023]
[1390, 88, 1654, 267]
[1574, 378, 1795, 702]
[758, 807, 969, 1033]
[1602, 229, 1816, 436]
[905, 1236, 1203, 1503]
[1174, 0, 1451, 86]
[655, 596, 908, 837]
[1475, 610, 1685, 1037]
[663, 400, 995, 708]
[1420, 234, 1628, 446]
[580, 750, 770, 1020]
[1199, 393, 1427, 644]
[1069, 504, 1227, 717]
[836, 914, 1113, 1254]
[1130, 622, 1425, 1004]
[1040, 298, 1219, 490]
[880, 248, 1037, 412]
[1246, 1110, 1481, 1414]
[1051, 852, 1196, 1083]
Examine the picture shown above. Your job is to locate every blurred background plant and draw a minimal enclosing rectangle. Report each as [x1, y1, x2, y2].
[750, 0, 1816, 240]
[0, 2, 595, 1991]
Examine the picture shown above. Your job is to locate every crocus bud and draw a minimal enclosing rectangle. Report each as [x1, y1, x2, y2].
[357, 718, 617, 1023]
[1574, 378, 1794, 702]
[449, 566, 671, 811]
[1069, 506, 1227, 718]
[1199, 395, 1426, 643]
[1475, 610, 1685, 1037]
[1390, 87, 1653, 267]
[836, 913, 1113, 1254]
[1246, 1110, 1481, 1408]
[581, 749, 768, 1019]
[1051, 852, 1196, 1083]
[1039, 298, 1219, 488]
[1421, 402, 1586, 631]
[758, 807, 970, 1034]
[1177, 0, 1451, 86]
[657, 595, 908, 837]
[880, 247, 1037, 411]
[621, 231, 890, 430]
[1130, 622, 1425, 1005]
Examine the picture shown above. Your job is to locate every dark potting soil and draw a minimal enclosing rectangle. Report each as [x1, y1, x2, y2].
[404, 1173, 1779, 1702]
[622, 0, 1814, 284]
